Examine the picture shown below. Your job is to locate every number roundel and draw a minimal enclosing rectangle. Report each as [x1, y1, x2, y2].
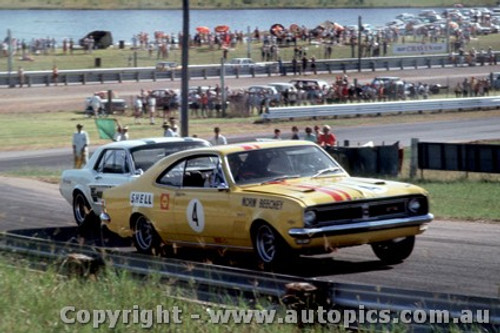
[186, 198, 205, 233]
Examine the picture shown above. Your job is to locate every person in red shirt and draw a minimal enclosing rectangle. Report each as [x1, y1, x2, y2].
[317, 125, 336, 148]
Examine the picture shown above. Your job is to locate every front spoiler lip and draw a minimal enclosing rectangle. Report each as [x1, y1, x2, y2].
[288, 213, 434, 239]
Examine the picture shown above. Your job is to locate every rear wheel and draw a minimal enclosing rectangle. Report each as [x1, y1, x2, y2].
[133, 215, 162, 255]
[72, 192, 95, 226]
[371, 236, 415, 265]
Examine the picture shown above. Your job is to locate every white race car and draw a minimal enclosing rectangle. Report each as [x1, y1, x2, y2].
[59, 137, 210, 225]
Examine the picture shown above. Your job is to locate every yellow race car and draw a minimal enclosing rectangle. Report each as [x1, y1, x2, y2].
[100, 140, 433, 266]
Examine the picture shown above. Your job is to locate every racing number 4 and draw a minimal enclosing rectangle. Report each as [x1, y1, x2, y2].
[191, 202, 199, 227]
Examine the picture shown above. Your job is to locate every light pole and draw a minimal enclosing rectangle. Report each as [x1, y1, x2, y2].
[180, 0, 190, 137]
[358, 16, 362, 72]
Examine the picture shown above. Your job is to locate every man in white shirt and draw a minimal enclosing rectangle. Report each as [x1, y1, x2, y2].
[114, 124, 129, 141]
[72, 124, 90, 168]
[162, 122, 177, 137]
[209, 127, 227, 145]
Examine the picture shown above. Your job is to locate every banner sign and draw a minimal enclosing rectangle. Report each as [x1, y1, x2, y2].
[392, 43, 447, 55]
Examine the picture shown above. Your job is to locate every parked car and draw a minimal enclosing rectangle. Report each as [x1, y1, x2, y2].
[289, 78, 330, 91]
[246, 85, 281, 106]
[60, 137, 210, 226]
[100, 141, 433, 266]
[155, 61, 180, 72]
[492, 72, 500, 90]
[85, 91, 127, 116]
[149, 89, 180, 110]
[226, 57, 261, 69]
[267, 82, 299, 94]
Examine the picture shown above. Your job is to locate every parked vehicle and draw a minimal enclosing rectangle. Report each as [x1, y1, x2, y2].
[85, 91, 127, 116]
[155, 61, 180, 72]
[246, 85, 281, 106]
[289, 79, 330, 91]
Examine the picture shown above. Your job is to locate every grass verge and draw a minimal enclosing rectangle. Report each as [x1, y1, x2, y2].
[0, 256, 487, 333]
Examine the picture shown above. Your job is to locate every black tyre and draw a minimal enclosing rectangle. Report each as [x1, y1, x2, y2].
[253, 223, 288, 267]
[371, 236, 415, 265]
[133, 215, 162, 255]
[72, 191, 94, 226]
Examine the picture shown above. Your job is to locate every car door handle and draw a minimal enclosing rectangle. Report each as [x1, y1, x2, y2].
[175, 192, 186, 197]
[95, 175, 102, 180]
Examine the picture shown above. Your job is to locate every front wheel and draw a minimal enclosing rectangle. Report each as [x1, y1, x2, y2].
[371, 236, 415, 265]
[253, 223, 289, 267]
[133, 215, 162, 255]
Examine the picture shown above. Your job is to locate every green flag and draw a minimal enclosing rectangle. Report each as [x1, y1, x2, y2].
[95, 118, 116, 140]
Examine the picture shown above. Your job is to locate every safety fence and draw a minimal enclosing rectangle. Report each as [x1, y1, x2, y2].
[418, 141, 500, 174]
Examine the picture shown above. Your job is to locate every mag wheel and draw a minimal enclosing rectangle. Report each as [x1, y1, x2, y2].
[72, 191, 93, 226]
[133, 215, 162, 255]
[371, 236, 415, 265]
[253, 223, 287, 266]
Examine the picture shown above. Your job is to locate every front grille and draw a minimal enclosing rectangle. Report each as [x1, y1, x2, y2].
[312, 195, 426, 226]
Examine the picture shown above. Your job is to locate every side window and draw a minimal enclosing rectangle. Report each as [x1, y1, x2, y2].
[157, 155, 225, 188]
[95, 149, 130, 174]
[184, 156, 220, 188]
[157, 160, 186, 187]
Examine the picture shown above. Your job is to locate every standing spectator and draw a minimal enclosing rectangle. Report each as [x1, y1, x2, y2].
[209, 127, 227, 145]
[317, 125, 336, 148]
[52, 64, 58, 86]
[200, 92, 209, 118]
[290, 126, 300, 139]
[114, 123, 129, 141]
[168, 117, 180, 137]
[148, 92, 156, 125]
[292, 57, 298, 75]
[303, 126, 316, 142]
[313, 125, 322, 138]
[17, 67, 25, 88]
[272, 128, 282, 140]
[162, 122, 176, 137]
[72, 124, 89, 169]
[134, 95, 143, 124]
[310, 56, 317, 75]
[301, 54, 308, 75]
[454, 82, 463, 98]
[89, 94, 102, 117]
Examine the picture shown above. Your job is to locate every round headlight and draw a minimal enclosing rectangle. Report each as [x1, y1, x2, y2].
[408, 198, 422, 213]
[303, 211, 317, 227]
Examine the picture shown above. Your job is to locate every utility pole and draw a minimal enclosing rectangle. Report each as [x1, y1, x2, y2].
[220, 57, 226, 117]
[180, 0, 189, 137]
[7, 29, 13, 87]
[357, 16, 362, 72]
[247, 26, 251, 59]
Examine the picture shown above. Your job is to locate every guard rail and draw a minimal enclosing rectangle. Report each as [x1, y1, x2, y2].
[262, 96, 500, 120]
[1, 52, 498, 87]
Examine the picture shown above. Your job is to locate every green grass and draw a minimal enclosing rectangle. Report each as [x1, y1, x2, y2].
[0, 0, 497, 9]
[417, 179, 500, 221]
[1, 258, 357, 333]
[0, 256, 487, 333]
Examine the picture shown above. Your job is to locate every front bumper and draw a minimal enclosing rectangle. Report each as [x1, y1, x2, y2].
[288, 213, 434, 239]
